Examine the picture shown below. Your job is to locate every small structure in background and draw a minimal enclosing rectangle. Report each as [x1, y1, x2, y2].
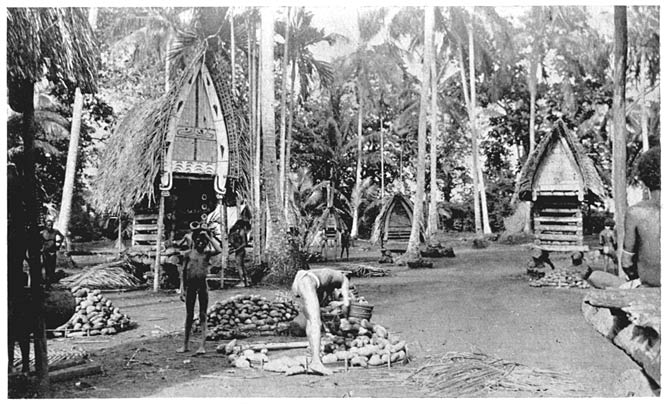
[513, 120, 607, 252]
[371, 193, 424, 252]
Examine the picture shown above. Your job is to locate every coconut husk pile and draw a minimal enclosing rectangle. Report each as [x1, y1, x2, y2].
[60, 261, 143, 290]
[52, 287, 134, 337]
[197, 294, 299, 340]
[528, 268, 590, 289]
[408, 351, 584, 397]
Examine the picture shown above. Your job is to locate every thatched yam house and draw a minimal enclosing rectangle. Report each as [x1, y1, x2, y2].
[513, 119, 607, 251]
[93, 45, 246, 252]
[371, 193, 424, 252]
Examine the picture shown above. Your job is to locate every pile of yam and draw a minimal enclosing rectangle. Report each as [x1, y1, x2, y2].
[52, 287, 132, 337]
[61, 262, 142, 290]
[199, 294, 299, 340]
[319, 317, 408, 368]
[529, 268, 590, 289]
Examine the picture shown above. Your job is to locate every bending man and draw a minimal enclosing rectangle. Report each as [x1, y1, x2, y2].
[292, 268, 350, 375]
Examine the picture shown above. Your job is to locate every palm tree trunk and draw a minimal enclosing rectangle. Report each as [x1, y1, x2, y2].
[19, 80, 49, 392]
[427, 44, 439, 242]
[528, 56, 538, 154]
[279, 7, 290, 209]
[458, 27, 481, 234]
[612, 6, 628, 276]
[478, 164, 492, 233]
[403, 6, 432, 260]
[351, 90, 363, 239]
[285, 60, 297, 213]
[260, 7, 288, 260]
[380, 114, 385, 200]
[57, 87, 83, 248]
[248, 18, 261, 264]
[639, 46, 649, 153]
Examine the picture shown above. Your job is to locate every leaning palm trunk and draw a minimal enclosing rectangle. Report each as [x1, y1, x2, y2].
[57, 87, 83, 247]
[639, 46, 649, 153]
[402, 7, 432, 261]
[426, 45, 439, 241]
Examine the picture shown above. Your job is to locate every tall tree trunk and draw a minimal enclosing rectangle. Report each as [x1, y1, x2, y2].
[612, 6, 628, 277]
[19, 80, 49, 393]
[279, 7, 290, 209]
[57, 87, 83, 247]
[426, 40, 439, 242]
[248, 18, 261, 264]
[402, 6, 432, 261]
[459, 23, 481, 234]
[478, 164, 492, 233]
[285, 60, 297, 216]
[260, 7, 288, 266]
[351, 90, 363, 239]
[528, 54, 538, 155]
[380, 114, 385, 200]
[639, 46, 649, 153]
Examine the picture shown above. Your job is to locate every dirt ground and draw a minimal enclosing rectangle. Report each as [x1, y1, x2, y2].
[12, 239, 657, 398]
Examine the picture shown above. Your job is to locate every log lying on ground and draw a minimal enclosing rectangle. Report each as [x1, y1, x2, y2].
[50, 363, 103, 383]
[582, 288, 661, 386]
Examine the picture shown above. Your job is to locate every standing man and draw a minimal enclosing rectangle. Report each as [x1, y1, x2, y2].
[340, 228, 350, 260]
[588, 147, 661, 288]
[229, 222, 249, 287]
[178, 230, 221, 354]
[292, 268, 351, 375]
[40, 219, 64, 285]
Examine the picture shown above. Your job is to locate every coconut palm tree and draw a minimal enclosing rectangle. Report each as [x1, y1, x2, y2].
[402, 6, 433, 261]
[260, 7, 292, 281]
[276, 8, 339, 210]
[7, 7, 98, 392]
[612, 6, 628, 275]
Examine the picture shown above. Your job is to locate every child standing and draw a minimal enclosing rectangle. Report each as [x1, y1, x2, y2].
[178, 230, 221, 354]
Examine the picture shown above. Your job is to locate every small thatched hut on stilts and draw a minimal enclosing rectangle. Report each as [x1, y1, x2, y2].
[371, 193, 424, 252]
[512, 119, 607, 252]
[93, 45, 248, 290]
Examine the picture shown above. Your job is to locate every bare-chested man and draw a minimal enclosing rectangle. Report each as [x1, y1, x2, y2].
[178, 230, 221, 354]
[292, 268, 351, 375]
[588, 147, 660, 288]
[40, 219, 65, 284]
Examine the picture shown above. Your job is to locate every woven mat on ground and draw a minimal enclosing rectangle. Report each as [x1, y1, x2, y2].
[61, 265, 142, 290]
[12, 344, 88, 372]
[407, 351, 584, 397]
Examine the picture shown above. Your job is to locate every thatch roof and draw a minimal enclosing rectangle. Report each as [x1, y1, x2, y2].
[512, 119, 607, 204]
[92, 44, 248, 214]
[370, 193, 423, 245]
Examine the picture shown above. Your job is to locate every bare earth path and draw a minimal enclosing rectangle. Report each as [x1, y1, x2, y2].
[42, 243, 646, 398]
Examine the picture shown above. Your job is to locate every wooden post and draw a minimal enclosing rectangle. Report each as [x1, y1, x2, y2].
[153, 192, 167, 292]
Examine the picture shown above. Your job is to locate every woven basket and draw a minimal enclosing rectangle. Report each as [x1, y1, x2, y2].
[349, 302, 373, 320]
